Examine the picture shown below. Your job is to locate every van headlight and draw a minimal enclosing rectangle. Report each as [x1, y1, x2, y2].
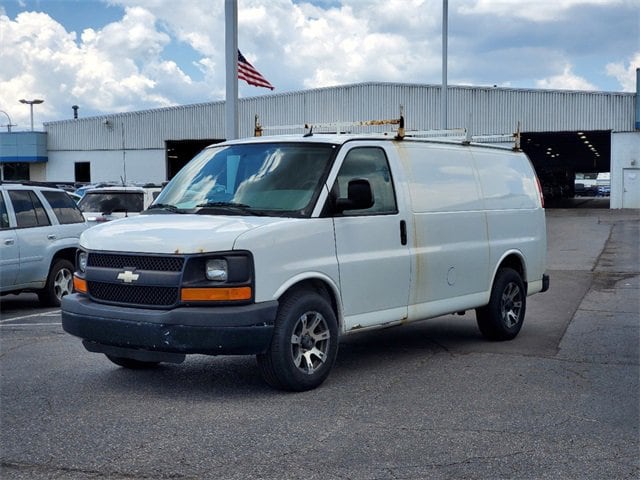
[182, 252, 254, 304]
[78, 250, 88, 273]
[206, 259, 228, 281]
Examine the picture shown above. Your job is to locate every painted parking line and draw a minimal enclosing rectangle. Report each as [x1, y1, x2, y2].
[1, 323, 62, 327]
[0, 310, 61, 324]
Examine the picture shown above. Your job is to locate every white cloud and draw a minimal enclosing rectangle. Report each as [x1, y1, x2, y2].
[535, 64, 598, 91]
[83, 6, 170, 59]
[606, 53, 640, 92]
[458, 0, 622, 22]
[0, 5, 203, 127]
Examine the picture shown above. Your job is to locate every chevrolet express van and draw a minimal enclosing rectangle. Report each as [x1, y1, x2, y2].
[62, 132, 549, 391]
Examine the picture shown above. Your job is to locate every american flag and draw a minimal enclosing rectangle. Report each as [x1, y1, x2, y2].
[238, 50, 275, 90]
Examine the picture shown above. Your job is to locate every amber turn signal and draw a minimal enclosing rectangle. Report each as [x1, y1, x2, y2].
[73, 275, 87, 294]
[181, 286, 252, 302]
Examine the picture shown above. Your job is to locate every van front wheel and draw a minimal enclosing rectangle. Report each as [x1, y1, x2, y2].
[476, 268, 526, 341]
[257, 289, 338, 391]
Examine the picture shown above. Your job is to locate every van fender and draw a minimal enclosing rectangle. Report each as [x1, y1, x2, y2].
[271, 272, 345, 332]
[489, 249, 528, 289]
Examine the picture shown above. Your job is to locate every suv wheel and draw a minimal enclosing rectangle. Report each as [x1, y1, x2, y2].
[38, 259, 74, 307]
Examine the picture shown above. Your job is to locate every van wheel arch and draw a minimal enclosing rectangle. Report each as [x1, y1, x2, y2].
[495, 253, 527, 289]
[277, 279, 341, 328]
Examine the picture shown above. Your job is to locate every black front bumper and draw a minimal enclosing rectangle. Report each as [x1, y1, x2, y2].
[62, 294, 278, 357]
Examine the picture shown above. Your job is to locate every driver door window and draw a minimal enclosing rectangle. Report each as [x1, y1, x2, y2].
[331, 147, 397, 215]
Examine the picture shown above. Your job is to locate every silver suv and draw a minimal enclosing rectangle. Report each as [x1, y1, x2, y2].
[0, 182, 89, 306]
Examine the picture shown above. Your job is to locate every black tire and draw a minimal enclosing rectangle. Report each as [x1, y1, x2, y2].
[257, 288, 339, 391]
[38, 259, 74, 307]
[476, 268, 526, 341]
[106, 355, 160, 369]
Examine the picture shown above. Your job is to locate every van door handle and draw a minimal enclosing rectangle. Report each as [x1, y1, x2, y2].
[400, 220, 407, 246]
[4, 238, 15, 245]
[47, 234, 56, 240]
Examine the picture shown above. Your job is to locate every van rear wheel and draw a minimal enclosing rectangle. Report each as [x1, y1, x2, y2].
[476, 268, 526, 340]
[257, 288, 338, 391]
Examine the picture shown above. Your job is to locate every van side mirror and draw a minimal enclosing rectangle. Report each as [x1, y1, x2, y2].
[335, 179, 374, 213]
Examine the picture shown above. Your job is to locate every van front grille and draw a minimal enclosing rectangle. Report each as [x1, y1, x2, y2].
[88, 253, 184, 272]
[88, 281, 179, 307]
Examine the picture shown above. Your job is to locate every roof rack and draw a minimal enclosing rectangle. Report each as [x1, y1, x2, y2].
[252, 107, 522, 150]
[254, 106, 406, 140]
[461, 122, 521, 150]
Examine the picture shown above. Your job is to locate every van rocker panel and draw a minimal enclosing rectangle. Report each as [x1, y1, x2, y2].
[61, 294, 277, 355]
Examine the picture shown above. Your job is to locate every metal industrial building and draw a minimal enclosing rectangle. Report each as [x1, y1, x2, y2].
[2, 81, 639, 208]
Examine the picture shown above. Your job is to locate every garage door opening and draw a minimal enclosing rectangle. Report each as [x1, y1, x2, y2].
[521, 130, 611, 208]
[166, 139, 222, 180]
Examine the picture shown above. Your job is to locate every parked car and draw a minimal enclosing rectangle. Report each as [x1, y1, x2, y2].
[574, 182, 598, 197]
[596, 172, 611, 197]
[77, 185, 162, 224]
[67, 192, 82, 203]
[0, 182, 89, 306]
[73, 182, 123, 199]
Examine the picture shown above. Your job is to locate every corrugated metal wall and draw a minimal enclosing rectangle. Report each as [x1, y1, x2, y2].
[45, 82, 636, 151]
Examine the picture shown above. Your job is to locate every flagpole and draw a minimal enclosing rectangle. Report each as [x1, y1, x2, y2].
[441, 0, 448, 130]
[225, 0, 239, 140]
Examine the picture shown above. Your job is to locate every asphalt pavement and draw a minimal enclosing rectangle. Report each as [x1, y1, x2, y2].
[0, 206, 638, 479]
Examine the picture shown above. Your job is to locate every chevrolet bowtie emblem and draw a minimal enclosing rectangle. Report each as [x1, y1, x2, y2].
[117, 270, 140, 283]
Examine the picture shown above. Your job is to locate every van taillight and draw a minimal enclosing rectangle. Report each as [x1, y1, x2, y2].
[535, 176, 544, 208]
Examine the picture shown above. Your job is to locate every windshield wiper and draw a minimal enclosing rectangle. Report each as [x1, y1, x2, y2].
[146, 203, 183, 214]
[195, 202, 264, 216]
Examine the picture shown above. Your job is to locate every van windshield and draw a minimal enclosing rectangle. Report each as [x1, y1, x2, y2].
[152, 142, 336, 217]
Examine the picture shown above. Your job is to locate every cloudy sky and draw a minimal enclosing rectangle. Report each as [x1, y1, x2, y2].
[0, 0, 638, 130]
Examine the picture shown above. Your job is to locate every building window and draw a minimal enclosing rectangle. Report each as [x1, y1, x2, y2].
[1, 163, 30, 181]
[75, 162, 91, 183]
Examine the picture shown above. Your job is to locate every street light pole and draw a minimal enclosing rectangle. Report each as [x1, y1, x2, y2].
[0, 110, 15, 132]
[19, 98, 44, 131]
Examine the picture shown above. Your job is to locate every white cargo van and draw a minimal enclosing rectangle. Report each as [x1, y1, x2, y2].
[62, 129, 549, 391]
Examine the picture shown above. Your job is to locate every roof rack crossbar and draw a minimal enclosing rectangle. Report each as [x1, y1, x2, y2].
[254, 106, 406, 138]
[404, 128, 467, 138]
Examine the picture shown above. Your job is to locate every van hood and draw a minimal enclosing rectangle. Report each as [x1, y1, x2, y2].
[80, 214, 286, 254]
